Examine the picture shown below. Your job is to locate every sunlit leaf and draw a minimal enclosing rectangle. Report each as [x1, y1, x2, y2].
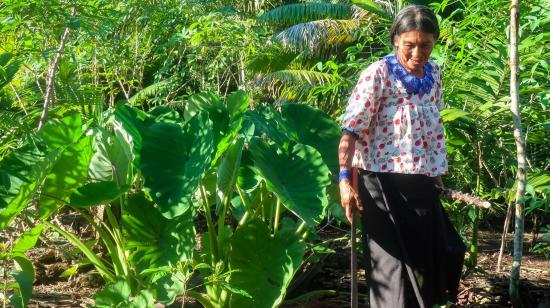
[229, 219, 305, 307]
[140, 112, 214, 218]
[249, 138, 331, 225]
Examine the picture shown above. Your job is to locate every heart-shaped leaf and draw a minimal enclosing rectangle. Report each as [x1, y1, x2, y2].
[140, 111, 214, 218]
[89, 127, 133, 183]
[229, 219, 305, 307]
[123, 192, 195, 271]
[282, 103, 341, 175]
[249, 138, 330, 226]
[38, 135, 93, 219]
[69, 181, 130, 208]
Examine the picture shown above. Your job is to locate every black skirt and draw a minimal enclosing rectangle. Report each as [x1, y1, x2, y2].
[358, 171, 465, 308]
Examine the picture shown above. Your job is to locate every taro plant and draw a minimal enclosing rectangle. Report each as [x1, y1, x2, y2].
[0, 224, 44, 308]
[182, 91, 341, 307]
[0, 106, 212, 306]
[0, 89, 342, 307]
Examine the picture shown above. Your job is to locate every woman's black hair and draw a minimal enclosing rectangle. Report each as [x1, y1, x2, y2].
[389, 5, 439, 45]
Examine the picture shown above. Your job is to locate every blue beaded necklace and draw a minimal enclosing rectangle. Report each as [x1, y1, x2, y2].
[384, 54, 434, 95]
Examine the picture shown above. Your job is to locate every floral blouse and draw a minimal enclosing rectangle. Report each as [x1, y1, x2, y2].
[342, 54, 448, 177]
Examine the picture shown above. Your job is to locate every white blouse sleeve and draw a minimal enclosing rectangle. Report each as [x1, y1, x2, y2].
[342, 62, 384, 139]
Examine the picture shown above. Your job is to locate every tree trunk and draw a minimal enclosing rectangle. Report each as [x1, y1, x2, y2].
[509, 0, 526, 306]
[239, 52, 246, 91]
[37, 9, 76, 130]
[496, 202, 513, 272]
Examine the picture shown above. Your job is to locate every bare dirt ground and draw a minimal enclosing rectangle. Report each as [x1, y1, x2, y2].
[24, 227, 549, 308]
[283, 229, 550, 308]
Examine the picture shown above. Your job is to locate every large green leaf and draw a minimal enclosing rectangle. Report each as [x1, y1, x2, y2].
[0, 140, 62, 229]
[245, 106, 293, 146]
[150, 105, 181, 124]
[89, 127, 133, 184]
[69, 181, 130, 208]
[151, 271, 186, 305]
[38, 135, 93, 219]
[184, 92, 229, 152]
[94, 277, 131, 307]
[140, 112, 214, 218]
[273, 20, 360, 53]
[249, 138, 330, 225]
[95, 276, 155, 307]
[211, 91, 251, 164]
[440, 108, 473, 122]
[228, 219, 305, 307]
[185, 92, 248, 164]
[12, 224, 44, 253]
[10, 269, 33, 308]
[237, 149, 261, 193]
[217, 138, 244, 210]
[281, 103, 341, 175]
[0, 114, 91, 227]
[123, 192, 195, 271]
[113, 104, 154, 166]
[37, 113, 84, 151]
[226, 91, 250, 119]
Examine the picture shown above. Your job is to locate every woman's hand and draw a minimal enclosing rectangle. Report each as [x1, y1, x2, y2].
[339, 178, 363, 224]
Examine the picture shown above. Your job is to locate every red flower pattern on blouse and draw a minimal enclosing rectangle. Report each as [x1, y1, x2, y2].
[342, 59, 448, 176]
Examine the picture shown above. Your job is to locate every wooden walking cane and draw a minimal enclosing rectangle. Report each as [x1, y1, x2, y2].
[350, 168, 359, 308]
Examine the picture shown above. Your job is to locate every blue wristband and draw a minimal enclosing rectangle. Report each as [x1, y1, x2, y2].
[339, 169, 352, 182]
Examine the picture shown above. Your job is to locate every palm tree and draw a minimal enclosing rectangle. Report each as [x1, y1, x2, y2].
[249, 1, 386, 109]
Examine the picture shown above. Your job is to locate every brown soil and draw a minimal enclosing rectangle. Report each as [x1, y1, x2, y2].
[283, 229, 550, 308]
[22, 226, 550, 307]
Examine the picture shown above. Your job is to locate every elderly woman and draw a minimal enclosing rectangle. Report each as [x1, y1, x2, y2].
[338, 5, 465, 308]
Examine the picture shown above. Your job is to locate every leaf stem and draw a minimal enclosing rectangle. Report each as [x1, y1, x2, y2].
[200, 184, 218, 263]
[295, 221, 307, 235]
[236, 185, 252, 226]
[273, 198, 281, 234]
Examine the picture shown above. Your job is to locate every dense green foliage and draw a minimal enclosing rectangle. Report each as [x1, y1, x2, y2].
[0, 0, 548, 306]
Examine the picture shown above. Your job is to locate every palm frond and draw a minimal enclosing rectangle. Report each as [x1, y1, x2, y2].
[0, 54, 22, 90]
[128, 80, 171, 105]
[351, 0, 392, 20]
[259, 3, 353, 28]
[263, 69, 334, 87]
[247, 44, 299, 74]
[261, 69, 335, 98]
[274, 19, 361, 53]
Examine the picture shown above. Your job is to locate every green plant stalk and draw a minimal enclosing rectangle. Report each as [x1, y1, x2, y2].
[295, 221, 307, 235]
[77, 209, 127, 278]
[239, 211, 249, 226]
[200, 184, 219, 263]
[104, 206, 130, 277]
[3, 260, 7, 308]
[236, 185, 252, 226]
[268, 194, 274, 227]
[44, 221, 115, 281]
[260, 183, 266, 222]
[469, 142, 483, 267]
[273, 198, 281, 234]
[219, 289, 229, 308]
[216, 195, 231, 261]
[187, 290, 216, 308]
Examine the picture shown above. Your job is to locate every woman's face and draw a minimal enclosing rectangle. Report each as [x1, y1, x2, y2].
[393, 31, 435, 75]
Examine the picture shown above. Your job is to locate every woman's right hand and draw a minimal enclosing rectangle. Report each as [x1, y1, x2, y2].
[339, 179, 363, 224]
